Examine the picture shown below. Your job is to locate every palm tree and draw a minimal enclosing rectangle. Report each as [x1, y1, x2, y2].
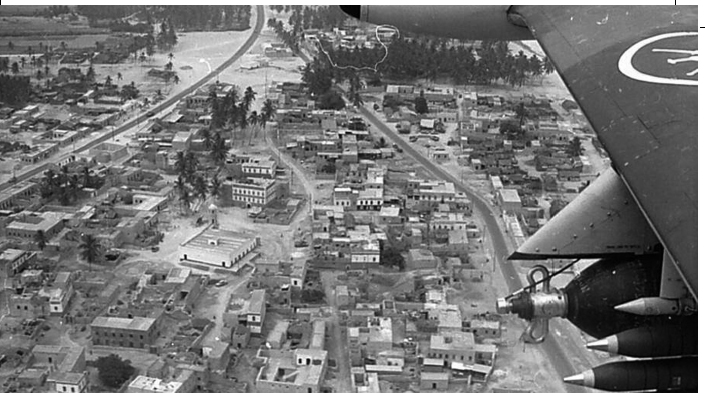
[34, 230, 47, 251]
[261, 99, 275, 123]
[105, 75, 112, 87]
[173, 75, 180, 84]
[86, 65, 95, 83]
[568, 137, 584, 157]
[193, 175, 208, 203]
[248, 110, 259, 128]
[168, 52, 174, 62]
[257, 112, 268, 129]
[201, 128, 213, 149]
[243, 86, 256, 112]
[165, 61, 173, 72]
[79, 233, 101, 271]
[179, 186, 192, 215]
[82, 166, 92, 188]
[174, 151, 187, 177]
[210, 174, 222, 200]
[184, 151, 198, 182]
[210, 133, 227, 165]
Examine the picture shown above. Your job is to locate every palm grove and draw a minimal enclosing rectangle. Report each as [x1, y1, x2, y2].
[172, 86, 276, 215]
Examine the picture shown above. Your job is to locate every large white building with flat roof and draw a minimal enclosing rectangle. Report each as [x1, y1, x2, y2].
[225, 177, 279, 208]
[179, 228, 260, 268]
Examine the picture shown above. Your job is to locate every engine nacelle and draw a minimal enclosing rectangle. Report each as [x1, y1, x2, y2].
[340, 6, 533, 41]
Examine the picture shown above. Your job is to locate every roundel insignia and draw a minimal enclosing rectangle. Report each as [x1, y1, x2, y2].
[618, 32, 698, 86]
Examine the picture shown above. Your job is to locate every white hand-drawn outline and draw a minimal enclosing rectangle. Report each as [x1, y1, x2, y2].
[618, 31, 698, 86]
[651, 49, 698, 76]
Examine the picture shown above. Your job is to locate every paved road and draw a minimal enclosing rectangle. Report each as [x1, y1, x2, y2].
[357, 104, 592, 392]
[0, 5, 265, 193]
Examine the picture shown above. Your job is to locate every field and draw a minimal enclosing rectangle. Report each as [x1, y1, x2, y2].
[0, 16, 106, 38]
[0, 5, 50, 16]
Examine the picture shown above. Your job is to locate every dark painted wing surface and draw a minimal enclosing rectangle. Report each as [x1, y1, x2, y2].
[513, 6, 697, 297]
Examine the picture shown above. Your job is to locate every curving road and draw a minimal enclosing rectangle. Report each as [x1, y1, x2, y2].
[357, 104, 592, 392]
[0, 5, 265, 193]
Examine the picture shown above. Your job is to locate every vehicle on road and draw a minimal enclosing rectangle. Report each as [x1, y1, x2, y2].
[215, 280, 228, 287]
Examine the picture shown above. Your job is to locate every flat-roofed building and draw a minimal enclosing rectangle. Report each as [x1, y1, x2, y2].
[171, 131, 193, 151]
[378, 206, 403, 227]
[131, 195, 169, 212]
[447, 229, 470, 255]
[0, 181, 39, 210]
[127, 370, 198, 393]
[427, 331, 497, 368]
[467, 319, 501, 340]
[241, 155, 277, 178]
[39, 271, 74, 315]
[355, 188, 383, 211]
[255, 348, 327, 393]
[90, 316, 158, 349]
[22, 143, 60, 164]
[430, 212, 467, 231]
[31, 345, 86, 373]
[351, 317, 393, 357]
[0, 248, 36, 278]
[88, 141, 129, 163]
[407, 249, 437, 271]
[47, 371, 88, 393]
[225, 177, 280, 208]
[406, 179, 462, 206]
[310, 319, 326, 350]
[420, 372, 449, 391]
[179, 228, 260, 268]
[6, 212, 66, 241]
[241, 289, 266, 334]
[497, 189, 522, 215]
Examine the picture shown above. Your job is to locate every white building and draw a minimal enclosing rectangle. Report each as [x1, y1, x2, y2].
[179, 228, 260, 268]
[48, 372, 88, 393]
[226, 178, 279, 208]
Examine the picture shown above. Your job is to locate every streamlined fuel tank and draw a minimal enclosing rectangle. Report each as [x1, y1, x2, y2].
[497, 255, 693, 339]
[586, 323, 697, 358]
[564, 357, 697, 391]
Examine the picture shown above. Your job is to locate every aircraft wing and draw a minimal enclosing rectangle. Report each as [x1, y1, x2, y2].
[511, 6, 698, 298]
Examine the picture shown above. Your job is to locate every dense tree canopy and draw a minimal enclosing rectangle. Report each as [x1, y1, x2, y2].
[96, 354, 135, 388]
[0, 74, 31, 107]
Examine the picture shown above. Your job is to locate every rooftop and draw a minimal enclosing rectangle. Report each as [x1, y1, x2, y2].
[409, 249, 435, 261]
[498, 188, 522, 203]
[182, 228, 257, 255]
[258, 351, 324, 387]
[379, 206, 400, 217]
[47, 372, 85, 385]
[91, 316, 156, 331]
[0, 248, 27, 261]
[430, 331, 476, 351]
[7, 211, 66, 232]
[420, 372, 449, 381]
[448, 229, 468, 245]
[247, 289, 266, 315]
[164, 268, 191, 284]
[129, 375, 183, 393]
